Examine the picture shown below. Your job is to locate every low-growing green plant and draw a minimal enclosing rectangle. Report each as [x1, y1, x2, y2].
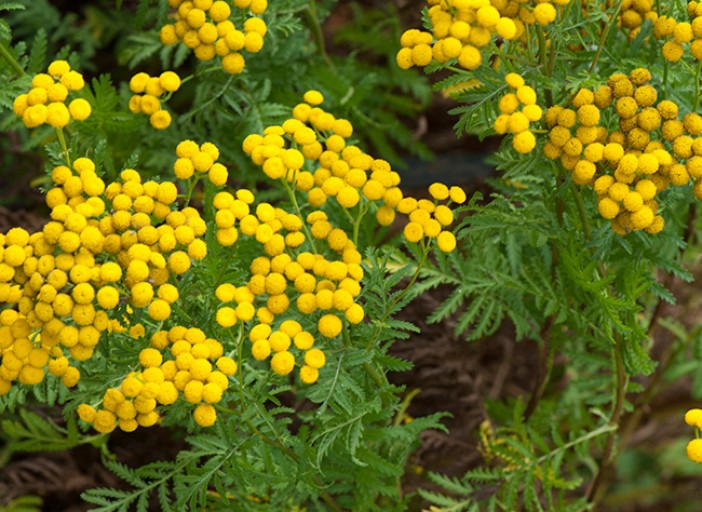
[3, 0, 702, 511]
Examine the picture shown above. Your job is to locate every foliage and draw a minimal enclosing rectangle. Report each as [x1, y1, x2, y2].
[2, 0, 702, 511]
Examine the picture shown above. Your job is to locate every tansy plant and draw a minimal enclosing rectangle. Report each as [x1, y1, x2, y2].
[4, 0, 702, 511]
[0, 1, 458, 509]
[393, 0, 702, 510]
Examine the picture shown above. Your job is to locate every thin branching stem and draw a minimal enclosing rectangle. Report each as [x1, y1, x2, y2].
[587, 335, 627, 505]
[588, 0, 624, 74]
[0, 40, 25, 77]
[55, 127, 71, 167]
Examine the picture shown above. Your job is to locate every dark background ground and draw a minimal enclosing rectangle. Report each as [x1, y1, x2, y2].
[1, 1, 701, 510]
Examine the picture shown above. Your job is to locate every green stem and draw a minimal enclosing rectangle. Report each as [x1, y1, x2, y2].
[236, 323, 246, 414]
[587, 334, 628, 505]
[183, 175, 202, 206]
[695, 61, 702, 112]
[303, 1, 335, 70]
[56, 127, 71, 167]
[571, 184, 593, 240]
[588, 0, 624, 74]
[0, 40, 26, 77]
[351, 202, 370, 247]
[179, 65, 221, 86]
[392, 388, 420, 427]
[281, 177, 317, 253]
[524, 316, 556, 421]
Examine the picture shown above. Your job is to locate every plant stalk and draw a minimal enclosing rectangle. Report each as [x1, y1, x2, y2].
[0, 40, 26, 77]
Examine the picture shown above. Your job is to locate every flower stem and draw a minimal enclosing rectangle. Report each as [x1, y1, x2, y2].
[588, 0, 624, 74]
[587, 333, 627, 505]
[303, 1, 335, 71]
[0, 40, 26, 77]
[281, 177, 317, 253]
[56, 127, 71, 167]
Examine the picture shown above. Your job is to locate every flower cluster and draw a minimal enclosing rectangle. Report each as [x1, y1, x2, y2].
[685, 408, 702, 463]
[207, 91, 465, 383]
[173, 139, 229, 186]
[211, 190, 366, 383]
[653, 3, 702, 62]
[494, 73, 542, 154]
[77, 327, 237, 431]
[400, 185, 463, 252]
[160, 0, 267, 74]
[396, 0, 570, 71]
[541, 68, 702, 235]
[0, 155, 208, 397]
[241, 90, 465, 248]
[616, 0, 657, 39]
[128, 71, 181, 130]
[12, 60, 92, 129]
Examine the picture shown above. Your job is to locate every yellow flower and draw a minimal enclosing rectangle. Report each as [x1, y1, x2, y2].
[687, 439, 702, 463]
[436, 231, 457, 252]
[93, 410, 117, 433]
[318, 313, 342, 338]
[304, 348, 326, 369]
[533, 3, 557, 25]
[662, 41, 684, 62]
[271, 351, 295, 375]
[65, 100, 91, 124]
[193, 403, 217, 427]
[457, 45, 481, 70]
[216, 356, 237, 376]
[299, 365, 319, 384]
[48, 60, 71, 78]
[597, 198, 619, 220]
[513, 131, 536, 154]
[150, 110, 172, 130]
[252, 339, 271, 360]
[685, 409, 702, 428]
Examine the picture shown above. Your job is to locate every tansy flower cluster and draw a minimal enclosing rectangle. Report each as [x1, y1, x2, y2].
[396, 0, 571, 71]
[494, 73, 542, 154]
[160, 0, 267, 75]
[77, 327, 237, 431]
[653, 3, 702, 63]
[173, 139, 229, 186]
[614, 0, 657, 39]
[0, 154, 208, 397]
[241, 90, 465, 250]
[128, 71, 181, 130]
[212, 91, 465, 382]
[685, 408, 702, 463]
[399, 184, 464, 253]
[543, 68, 702, 235]
[12, 60, 92, 129]
[212, 191, 366, 383]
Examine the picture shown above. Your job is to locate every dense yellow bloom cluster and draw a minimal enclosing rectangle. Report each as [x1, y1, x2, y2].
[541, 68, 702, 235]
[400, 185, 463, 252]
[613, 0, 657, 39]
[12, 60, 92, 129]
[211, 190, 366, 383]
[210, 91, 464, 382]
[173, 139, 229, 186]
[396, 0, 570, 71]
[242, 90, 465, 248]
[494, 73, 541, 154]
[0, 156, 208, 397]
[653, 3, 702, 62]
[160, 0, 267, 74]
[77, 327, 237, 431]
[685, 408, 702, 463]
[128, 71, 181, 130]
